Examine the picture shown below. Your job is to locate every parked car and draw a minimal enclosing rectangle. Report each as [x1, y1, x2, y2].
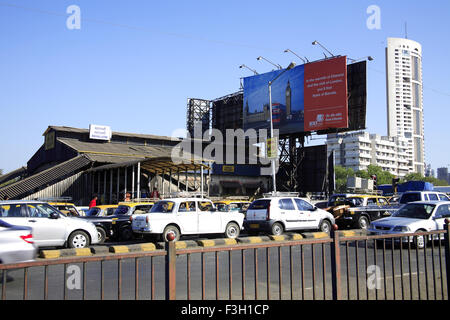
[0, 201, 99, 248]
[244, 196, 335, 235]
[333, 195, 396, 230]
[326, 193, 357, 207]
[0, 219, 37, 265]
[399, 191, 450, 204]
[131, 198, 244, 241]
[368, 201, 450, 248]
[214, 200, 251, 213]
[84, 205, 119, 217]
[49, 202, 83, 217]
[112, 201, 155, 241]
[80, 205, 119, 243]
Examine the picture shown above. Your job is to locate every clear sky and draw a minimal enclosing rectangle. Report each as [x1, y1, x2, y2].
[1, 0, 449, 174]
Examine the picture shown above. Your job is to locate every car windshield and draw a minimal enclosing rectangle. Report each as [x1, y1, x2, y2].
[150, 201, 175, 213]
[248, 200, 271, 210]
[116, 205, 131, 215]
[400, 193, 421, 204]
[85, 207, 102, 216]
[328, 195, 349, 206]
[392, 203, 435, 219]
[345, 197, 365, 207]
[216, 203, 228, 212]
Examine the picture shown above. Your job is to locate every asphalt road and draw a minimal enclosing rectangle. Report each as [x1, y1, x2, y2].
[1, 238, 448, 300]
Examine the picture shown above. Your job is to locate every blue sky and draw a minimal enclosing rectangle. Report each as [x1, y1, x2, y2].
[1, 0, 449, 174]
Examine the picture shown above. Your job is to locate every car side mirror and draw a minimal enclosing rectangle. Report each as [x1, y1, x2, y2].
[49, 212, 60, 219]
[309, 207, 318, 211]
[210, 207, 217, 212]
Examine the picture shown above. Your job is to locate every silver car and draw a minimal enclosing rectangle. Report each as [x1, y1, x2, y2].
[0, 201, 99, 248]
[0, 219, 37, 265]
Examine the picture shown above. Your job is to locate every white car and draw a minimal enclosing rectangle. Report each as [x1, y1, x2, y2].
[0, 201, 99, 248]
[131, 198, 244, 241]
[368, 201, 450, 248]
[399, 191, 450, 204]
[0, 219, 37, 265]
[244, 196, 335, 235]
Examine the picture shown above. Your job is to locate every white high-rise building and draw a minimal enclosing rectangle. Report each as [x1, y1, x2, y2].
[326, 131, 409, 177]
[386, 37, 425, 175]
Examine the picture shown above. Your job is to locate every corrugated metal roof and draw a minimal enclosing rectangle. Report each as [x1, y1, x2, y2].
[0, 155, 92, 200]
[44, 126, 180, 142]
[58, 138, 176, 158]
[0, 166, 27, 185]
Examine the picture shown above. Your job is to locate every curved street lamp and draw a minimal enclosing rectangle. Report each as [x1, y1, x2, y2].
[312, 40, 335, 57]
[284, 49, 309, 64]
[257, 56, 283, 70]
[239, 64, 259, 75]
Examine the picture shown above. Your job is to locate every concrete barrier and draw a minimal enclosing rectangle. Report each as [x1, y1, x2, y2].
[197, 238, 238, 247]
[156, 240, 200, 249]
[300, 231, 330, 239]
[269, 233, 303, 241]
[236, 236, 272, 244]
[39, 248, 92, 259]
[109, 243, 157, 253]
[339, 229, 368, 237]
[39, 230, 366, 259]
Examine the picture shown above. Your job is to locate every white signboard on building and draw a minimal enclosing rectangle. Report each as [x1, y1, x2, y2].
[89, 124, 112, 141]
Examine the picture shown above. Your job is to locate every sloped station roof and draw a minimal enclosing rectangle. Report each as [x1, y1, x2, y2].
[0, 131, 210, 199]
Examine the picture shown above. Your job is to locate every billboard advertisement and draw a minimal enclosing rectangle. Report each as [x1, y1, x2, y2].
[243, 56, 348, 135]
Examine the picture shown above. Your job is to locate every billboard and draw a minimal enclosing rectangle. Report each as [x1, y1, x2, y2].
[243, 56, 348, 135]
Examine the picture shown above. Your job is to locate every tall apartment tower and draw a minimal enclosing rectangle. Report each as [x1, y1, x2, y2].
[386, 37, 425, 175]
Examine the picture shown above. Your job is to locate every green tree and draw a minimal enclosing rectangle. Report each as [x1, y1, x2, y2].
[334, 165, 355, 192]
[403, 172, 448, 186]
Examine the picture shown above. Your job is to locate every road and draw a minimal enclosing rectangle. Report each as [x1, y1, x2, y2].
[1, 238, 448, 300]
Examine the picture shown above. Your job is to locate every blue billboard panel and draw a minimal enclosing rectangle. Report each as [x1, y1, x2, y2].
[243, 65, 305, 135]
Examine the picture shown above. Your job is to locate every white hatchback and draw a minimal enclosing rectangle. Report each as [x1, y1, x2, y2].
[131, 198, 244, 241]
[244, 196, 335, 235]
[0, 201, 99, 248]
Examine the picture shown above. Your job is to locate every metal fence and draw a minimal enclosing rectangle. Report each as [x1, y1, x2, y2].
[1, 224, 449, 300]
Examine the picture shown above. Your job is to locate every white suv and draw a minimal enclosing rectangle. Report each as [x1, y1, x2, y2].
[0, 201, 99, 248]
[244, 197, 335, 235]
[131, 198, 245, 241]
[399, 191, 450, 204]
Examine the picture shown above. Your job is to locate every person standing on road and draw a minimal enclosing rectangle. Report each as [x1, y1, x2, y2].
[89, 194, 98, 208]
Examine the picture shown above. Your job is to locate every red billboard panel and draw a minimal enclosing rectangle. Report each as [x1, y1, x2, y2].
[304, 56, 348, 131]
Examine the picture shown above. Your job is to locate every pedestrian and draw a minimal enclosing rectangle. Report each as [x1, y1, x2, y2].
[89, 194, 98, 208]
[150, 187, 161, 199]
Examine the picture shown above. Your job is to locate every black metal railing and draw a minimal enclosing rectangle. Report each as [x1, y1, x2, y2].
[1, 223, 449, 300]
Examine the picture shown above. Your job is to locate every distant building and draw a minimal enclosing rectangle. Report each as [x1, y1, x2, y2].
[386, 37, 425, 175]
[327, 131, 409, 177]
[437, 167, 449, 183]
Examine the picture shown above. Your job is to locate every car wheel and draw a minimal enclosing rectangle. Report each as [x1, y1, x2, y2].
[224, 222, 240, 239]
[96, 227, 106, 244]
[357, 216, 370, 230]
[162, 225, 180, 242]
[68, 231, 90, 248]
[271, 222, 284, 236]
[319, 220, 331, 233]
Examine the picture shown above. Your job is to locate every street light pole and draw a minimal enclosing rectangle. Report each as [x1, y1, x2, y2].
[268, 82, 277, 193]
[267, 62, 296, 194]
